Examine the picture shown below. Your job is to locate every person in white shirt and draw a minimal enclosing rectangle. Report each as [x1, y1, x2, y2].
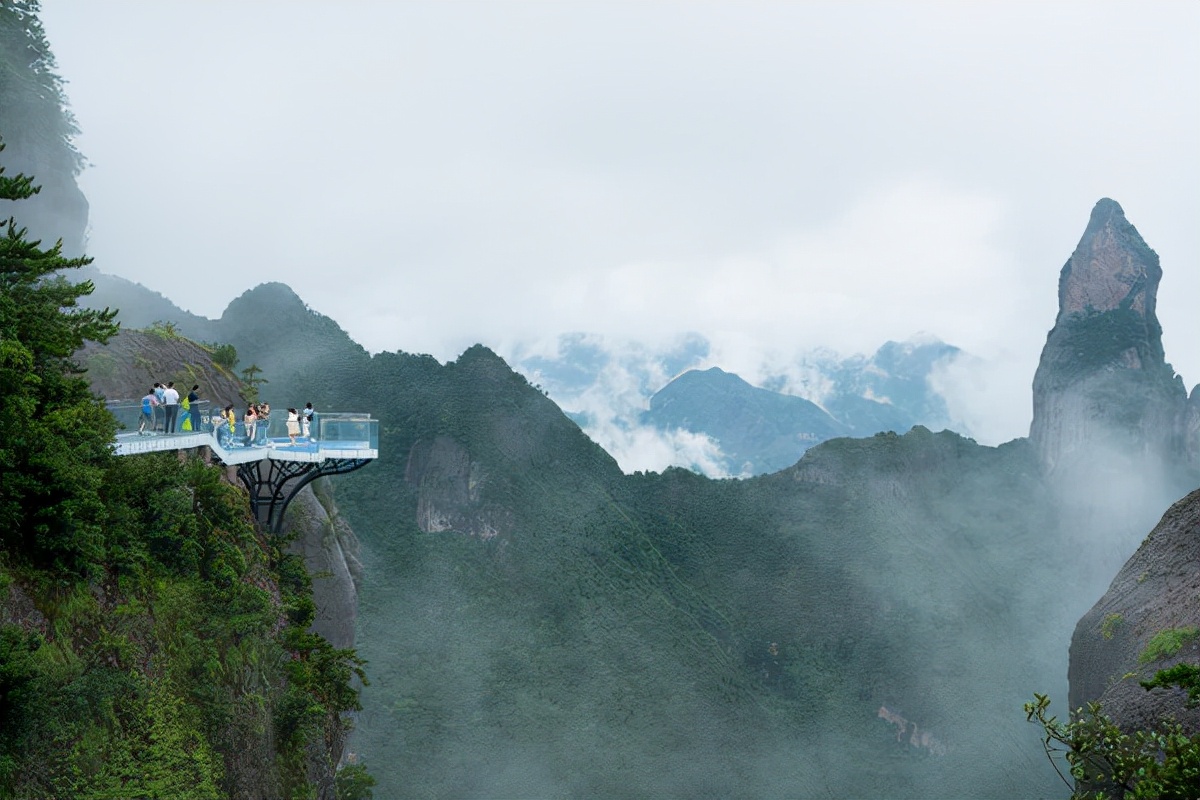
[162, 382, 181, 433]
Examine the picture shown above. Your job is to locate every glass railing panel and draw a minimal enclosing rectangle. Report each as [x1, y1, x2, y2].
[107, 400, 212, 435]
[314, 413, 378, 450]
[106, 402, 142, 433]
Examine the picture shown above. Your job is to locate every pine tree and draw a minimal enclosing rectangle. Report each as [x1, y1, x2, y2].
[0, 141, 118, 574]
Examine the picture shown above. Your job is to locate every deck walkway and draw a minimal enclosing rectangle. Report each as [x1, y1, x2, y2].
[113, 429, 378, 465]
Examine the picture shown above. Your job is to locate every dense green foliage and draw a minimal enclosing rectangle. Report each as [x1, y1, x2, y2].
[209, 341, 238, 371]
[0, 453, 366, 797]
[1026, 693, 1200, 799]
[0, 157, 365, 795]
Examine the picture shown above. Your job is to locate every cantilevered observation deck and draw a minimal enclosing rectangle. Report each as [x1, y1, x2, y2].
[108, 402, 378, 532]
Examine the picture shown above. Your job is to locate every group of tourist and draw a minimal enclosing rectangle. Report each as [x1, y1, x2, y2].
[211, 401, 316, 448]
[138, 384, 316, 448]
[138, 382, 201, 435]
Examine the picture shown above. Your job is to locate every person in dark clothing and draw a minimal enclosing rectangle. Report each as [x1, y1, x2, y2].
[187, 385, 201, 431]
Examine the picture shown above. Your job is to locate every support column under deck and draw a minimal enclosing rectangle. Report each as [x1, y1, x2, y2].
[235, 457, 372, 533]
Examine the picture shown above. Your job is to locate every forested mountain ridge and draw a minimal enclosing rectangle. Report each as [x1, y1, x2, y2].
[74, 198, 1199, 797]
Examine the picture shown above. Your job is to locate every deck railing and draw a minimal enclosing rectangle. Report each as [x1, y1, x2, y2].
[105, 402, 379, 459]
[106, 399, 215, 434]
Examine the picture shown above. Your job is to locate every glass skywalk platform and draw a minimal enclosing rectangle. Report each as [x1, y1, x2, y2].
[108, 402, 379, 465]
[107, 402, 379, 532]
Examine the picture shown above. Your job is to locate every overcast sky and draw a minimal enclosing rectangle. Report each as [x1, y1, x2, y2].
[39, 1, 1199, 443]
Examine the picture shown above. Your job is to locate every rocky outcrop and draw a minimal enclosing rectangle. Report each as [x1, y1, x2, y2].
[1069, 488, 1200, 734]
[1029, 199, 1189, 476]
[405, 435, 513, 539]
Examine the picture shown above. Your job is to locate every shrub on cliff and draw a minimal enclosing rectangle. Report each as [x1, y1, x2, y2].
[1026, 692, 1200, 798]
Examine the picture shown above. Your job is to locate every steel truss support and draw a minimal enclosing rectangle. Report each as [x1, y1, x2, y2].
[235, 457, 372, 533]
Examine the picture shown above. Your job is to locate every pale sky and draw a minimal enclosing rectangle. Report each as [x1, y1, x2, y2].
[38, 1, 1200, 444]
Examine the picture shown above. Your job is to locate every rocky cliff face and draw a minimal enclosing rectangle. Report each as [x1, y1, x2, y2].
[1029, 199, 1189, 476]
[404, 435, 513, 540]
[284, 482, 364, 652]
[1069, 488, 1200, 735]
[77, 328, 246, 408]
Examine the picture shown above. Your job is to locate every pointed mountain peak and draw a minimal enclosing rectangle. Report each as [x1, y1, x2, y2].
[1030, 201, 1186, 475]
[1056, 198, 1160, 322]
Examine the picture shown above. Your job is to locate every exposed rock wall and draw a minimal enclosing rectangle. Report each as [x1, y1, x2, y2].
[405, 435, 513, 539]
[283, 482, 363, 651]
[1069, 488, 1200, 734]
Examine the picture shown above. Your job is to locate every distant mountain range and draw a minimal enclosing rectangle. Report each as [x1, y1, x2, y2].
[511, 333, 962, 475]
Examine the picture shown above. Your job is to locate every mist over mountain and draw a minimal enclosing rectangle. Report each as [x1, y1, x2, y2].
[510, 332, 964, 476]
[71, 198, 1200, 798]
[642, 367, 848, 476]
